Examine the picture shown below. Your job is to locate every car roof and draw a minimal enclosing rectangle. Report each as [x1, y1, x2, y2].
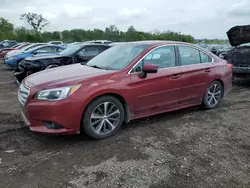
[116, 40, 196, 47]
[28, 44, 66, 51]
[74, 42, 112, 47]
[1, 40, 17, 42]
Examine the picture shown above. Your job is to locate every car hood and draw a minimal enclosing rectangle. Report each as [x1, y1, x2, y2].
[7, 50, 23, 57]
[227, 25, 250, 46]
[24, 64, 116, 88]
[25, 54, 61, 61]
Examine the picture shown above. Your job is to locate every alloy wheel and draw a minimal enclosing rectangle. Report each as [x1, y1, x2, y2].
[90, 102, 120, 134]
[207, 83, 221, 106]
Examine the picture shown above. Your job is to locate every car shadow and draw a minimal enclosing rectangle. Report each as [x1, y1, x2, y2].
[28, 105, 201, 145]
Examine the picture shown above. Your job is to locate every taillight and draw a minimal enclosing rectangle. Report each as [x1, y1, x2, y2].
[226, 61, 233, 72]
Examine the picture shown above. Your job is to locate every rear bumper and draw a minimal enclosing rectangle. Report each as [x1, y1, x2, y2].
[232, 66, 250, 78]
[233, 66, 250, 73]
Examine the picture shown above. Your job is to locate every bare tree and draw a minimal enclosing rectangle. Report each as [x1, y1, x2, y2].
[20, 13, 49, 32]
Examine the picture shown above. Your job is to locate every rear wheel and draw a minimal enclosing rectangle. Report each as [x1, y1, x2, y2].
[203, 81, 223, 109]
[82, 96, 124, 139]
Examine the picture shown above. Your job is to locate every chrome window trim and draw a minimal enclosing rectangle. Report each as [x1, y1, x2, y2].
[128, 44, 214, 74]
[175, 43, 214, 64]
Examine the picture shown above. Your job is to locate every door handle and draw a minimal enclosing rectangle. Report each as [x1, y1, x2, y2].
[170, 74, 180, 79]
[205, 68, 211, 72]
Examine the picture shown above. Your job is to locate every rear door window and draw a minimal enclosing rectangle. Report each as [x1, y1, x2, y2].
[57, 47, 64, 52]
[77, 46, 100, 57]
[178, 46, 201, 65]
[35, 46, 58, 53]
[200, 51, 212, 63]
[99, 46, 111, 53]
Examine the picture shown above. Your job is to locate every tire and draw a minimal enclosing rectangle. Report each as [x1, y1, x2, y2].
[82, 96, 125, 140]
[202, 81, 223, 109]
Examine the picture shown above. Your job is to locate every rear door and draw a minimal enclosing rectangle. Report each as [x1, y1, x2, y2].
[129, 45, 182, 116]
[177, 45, 214, 105]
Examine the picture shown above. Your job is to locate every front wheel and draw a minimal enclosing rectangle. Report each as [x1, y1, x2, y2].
[82, 96, 124, 140]
[203, 81, 223, 109]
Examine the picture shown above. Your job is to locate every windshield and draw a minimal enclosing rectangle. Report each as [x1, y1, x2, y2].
[22, 44, 45, 52]
[59, 45, 82, 56]
[86, 44, 149, 70]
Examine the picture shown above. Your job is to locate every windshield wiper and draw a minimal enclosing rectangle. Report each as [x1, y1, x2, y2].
[87, 65, 104, 69]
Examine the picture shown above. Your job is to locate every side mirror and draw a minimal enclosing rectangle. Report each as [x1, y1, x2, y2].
[33, 51, 38, 55]
[140, 64, 158, 78]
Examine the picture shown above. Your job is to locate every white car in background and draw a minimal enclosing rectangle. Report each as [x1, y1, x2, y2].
[48, 41, 64, 45]
[5, 43, 46, 59]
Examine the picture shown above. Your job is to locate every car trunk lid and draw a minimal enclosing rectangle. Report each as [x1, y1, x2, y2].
[227, 25, 250, 46]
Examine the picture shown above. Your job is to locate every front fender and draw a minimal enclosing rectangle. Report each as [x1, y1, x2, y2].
[71, 80, 132, 118]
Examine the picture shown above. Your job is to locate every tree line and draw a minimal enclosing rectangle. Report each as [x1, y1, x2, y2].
[0, 13, 227, 44]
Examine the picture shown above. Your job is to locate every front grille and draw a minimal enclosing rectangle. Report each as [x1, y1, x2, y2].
[18, 84, 30, 105]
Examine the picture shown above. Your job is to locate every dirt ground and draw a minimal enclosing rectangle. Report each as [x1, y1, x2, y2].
[0, 61, 250, 188]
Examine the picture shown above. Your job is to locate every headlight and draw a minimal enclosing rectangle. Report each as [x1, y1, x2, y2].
[8, 56, 17, 60]
[36, 84, 81, 101]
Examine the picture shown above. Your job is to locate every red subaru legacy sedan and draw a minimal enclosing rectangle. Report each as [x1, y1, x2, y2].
[18, 41, 232, 139]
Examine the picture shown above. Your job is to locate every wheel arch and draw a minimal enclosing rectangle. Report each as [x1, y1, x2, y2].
[202, 78, 225, 103]
[213, 79, 224, 98]
[81, 92, 131, 126]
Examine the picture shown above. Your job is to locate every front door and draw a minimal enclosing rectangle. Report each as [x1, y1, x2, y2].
[128, 45, 182, 116]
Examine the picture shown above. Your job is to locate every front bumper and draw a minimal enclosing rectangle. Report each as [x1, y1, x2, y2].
[20, 97, 83, 135]
[4, 58, 18, 67]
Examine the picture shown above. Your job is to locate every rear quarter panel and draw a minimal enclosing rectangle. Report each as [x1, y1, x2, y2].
[214, 59, 232, 97]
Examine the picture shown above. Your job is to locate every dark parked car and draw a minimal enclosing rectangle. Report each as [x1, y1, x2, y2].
[0, 40, 18, 49]
[14, 43, 111, 83]
[217, 45, 233, 56]
[18, 41, 232, 139]
[209, 45, 224, 55]
[221, 25, 250, 79]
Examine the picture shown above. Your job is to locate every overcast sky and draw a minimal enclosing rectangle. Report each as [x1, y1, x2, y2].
[1, 0, 250, 39]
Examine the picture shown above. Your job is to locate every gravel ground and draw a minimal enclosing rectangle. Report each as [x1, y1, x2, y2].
[0, 61, 250, 188]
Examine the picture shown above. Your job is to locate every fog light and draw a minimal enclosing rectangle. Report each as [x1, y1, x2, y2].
[43, 121, 64, 129]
